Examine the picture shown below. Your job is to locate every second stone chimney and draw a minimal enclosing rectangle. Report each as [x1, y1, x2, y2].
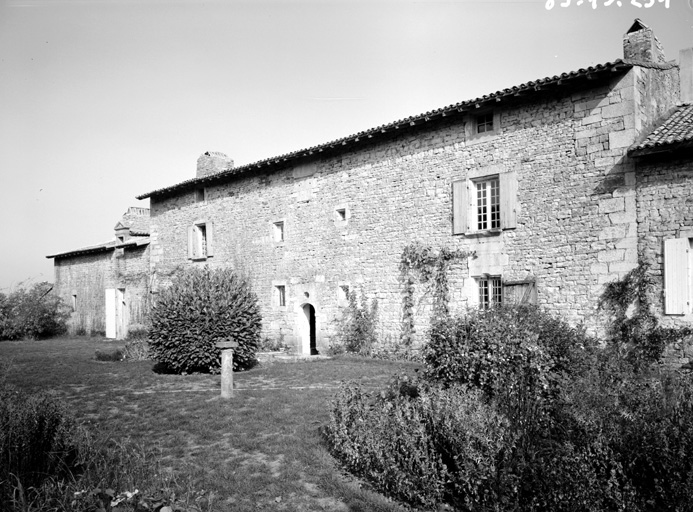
[623, 19, 666, 64]
[197, 151, 234, 179]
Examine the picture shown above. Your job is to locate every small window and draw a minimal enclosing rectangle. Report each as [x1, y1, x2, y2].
[195, 188, 205, 203]
[273, 221, 285, 242]
[474, 176, 500, 231]
[116, 236, 124, 244]
[276, 285, 286, 307]
[334, 205, 349, 224]
[478, 276, 502, 309]
[71, 294, 77, 312]
[477, 113, 494, 134]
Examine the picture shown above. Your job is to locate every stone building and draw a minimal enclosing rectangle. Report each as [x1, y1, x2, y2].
[47, 207, 151, 338]
[631, 103, 693, 323]
[49, 20, 693, 352]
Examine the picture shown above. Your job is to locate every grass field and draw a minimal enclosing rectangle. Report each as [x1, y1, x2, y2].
[0, 338, 421, 511]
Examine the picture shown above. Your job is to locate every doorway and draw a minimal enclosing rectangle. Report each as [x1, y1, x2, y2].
[105, 288, 127, 339]
[301, 304, 318, 355]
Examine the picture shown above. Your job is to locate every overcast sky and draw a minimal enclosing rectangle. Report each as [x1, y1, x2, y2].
[1, 0, 691, 291]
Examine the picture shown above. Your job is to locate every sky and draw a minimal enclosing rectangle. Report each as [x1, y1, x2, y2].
[0, 0, 691, 291]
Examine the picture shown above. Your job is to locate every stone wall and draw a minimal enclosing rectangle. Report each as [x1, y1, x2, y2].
[53, 245, 150, 336]
[54, 252, 111, 335]
[148, 63, 680, 351]
[637, 153, 693, 325]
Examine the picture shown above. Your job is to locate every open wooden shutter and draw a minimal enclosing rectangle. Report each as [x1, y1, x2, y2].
[452, 179, 468, 235]
[206, 222, 214, 257]
[500, 171, 518, 229]
[664, 238, 689, 315]
[503, 280, 537, 305]
[187, 226, 194, 260]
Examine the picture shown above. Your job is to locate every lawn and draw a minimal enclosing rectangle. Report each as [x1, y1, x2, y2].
[0, 338, 421, 512]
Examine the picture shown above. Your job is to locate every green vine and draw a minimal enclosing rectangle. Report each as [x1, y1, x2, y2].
[599, 261, 692, 365]
[399, 242, 471, 346]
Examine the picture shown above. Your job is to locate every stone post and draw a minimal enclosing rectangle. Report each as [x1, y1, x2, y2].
[215, 340, 238, 399]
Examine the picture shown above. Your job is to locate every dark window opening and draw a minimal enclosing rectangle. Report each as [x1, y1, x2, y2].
[477, 113, 494, 134]
[276, 285, 286, 307]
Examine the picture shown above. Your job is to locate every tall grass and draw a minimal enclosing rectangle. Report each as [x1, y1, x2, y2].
[0, 358, 212, 512]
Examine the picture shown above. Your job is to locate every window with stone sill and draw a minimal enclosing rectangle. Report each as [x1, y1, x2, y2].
[452, 170, 518, 235]
[187, 221, 214, 260]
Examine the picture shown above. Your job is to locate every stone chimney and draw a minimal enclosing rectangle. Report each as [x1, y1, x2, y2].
[196, 151, 234, 179]
[623, 19, 666, 63]
[680, 48, 693, 104]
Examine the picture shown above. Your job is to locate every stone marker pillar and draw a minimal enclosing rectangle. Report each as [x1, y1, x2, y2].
[215, 340, 238, 399]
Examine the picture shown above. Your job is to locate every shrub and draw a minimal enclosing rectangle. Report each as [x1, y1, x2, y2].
[335, 291, 378, 356]
[324, 376, 509, 510]
[424, 306, 595, 391]
[149, 266, 261, 373]
[122, 338, 151, 361]
[0, 386, 86, 504]
[0, 282, 70, 340]
[94, 348, 124, 361]
[562, 352, 693, 511]
[258, 330, 289, 352]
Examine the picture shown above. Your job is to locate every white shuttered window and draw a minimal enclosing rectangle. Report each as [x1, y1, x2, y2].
[452, 170, 517, 235]
[664, 238, 690, 315]
[187, 221, 214, 260]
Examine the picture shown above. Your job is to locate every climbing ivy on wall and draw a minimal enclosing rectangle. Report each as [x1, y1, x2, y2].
[399, 242, 471, 346]
[599, 261, 692, 364]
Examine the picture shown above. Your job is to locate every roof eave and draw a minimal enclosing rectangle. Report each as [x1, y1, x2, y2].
[47, 245, 114, 260]
[630, 140, 693, 158]
[47, 238, 150, 259]
[137, 60, 633, 200]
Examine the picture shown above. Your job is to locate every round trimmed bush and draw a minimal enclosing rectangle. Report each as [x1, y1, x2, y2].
[149, 266, 261, 373]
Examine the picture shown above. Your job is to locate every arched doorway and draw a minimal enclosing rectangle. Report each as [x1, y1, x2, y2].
[301, 304, 318, 355]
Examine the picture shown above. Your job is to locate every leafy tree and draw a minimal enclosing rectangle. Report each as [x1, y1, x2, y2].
[0, 282, 69, 340]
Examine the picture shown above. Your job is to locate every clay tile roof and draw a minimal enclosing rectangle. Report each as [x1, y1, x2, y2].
[46, 236, 150, 259]
[630, 104, 693, 156]
[46, 240, 118, 259]
[137, 59, 634, 200]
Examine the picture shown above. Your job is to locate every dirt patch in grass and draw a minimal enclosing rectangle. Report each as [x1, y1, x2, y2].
[1, 338, 418, 511]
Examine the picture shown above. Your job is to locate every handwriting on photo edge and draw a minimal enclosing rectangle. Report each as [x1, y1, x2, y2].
[545, 0, 670, 9]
